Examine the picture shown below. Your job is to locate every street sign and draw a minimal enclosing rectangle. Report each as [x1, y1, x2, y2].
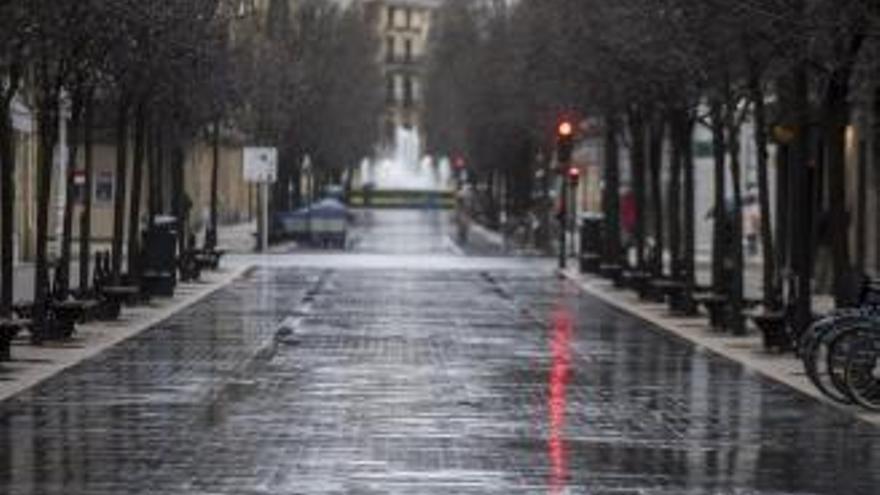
[243, 147, 278, 183]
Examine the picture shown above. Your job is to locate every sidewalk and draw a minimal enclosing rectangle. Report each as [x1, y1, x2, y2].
[0, 266, 249, 402]
[0, 221, 259, 402]
[560, 266, 880, 425]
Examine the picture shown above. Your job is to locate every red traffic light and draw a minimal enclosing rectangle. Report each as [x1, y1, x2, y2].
[558, 121, 574, 137]
[453, 156, 466, 169]
[567, 166, 580, 178]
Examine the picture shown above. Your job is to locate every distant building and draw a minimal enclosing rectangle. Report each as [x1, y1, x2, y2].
[363, 0, 439, 148]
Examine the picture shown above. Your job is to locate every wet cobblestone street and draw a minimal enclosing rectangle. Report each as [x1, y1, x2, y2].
[2, 211, 880, 494]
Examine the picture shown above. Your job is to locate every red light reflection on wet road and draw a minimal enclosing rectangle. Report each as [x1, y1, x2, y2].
[548, 306, 573, 494]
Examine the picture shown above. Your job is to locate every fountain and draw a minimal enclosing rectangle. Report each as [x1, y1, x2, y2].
[360, 126, 452, 192]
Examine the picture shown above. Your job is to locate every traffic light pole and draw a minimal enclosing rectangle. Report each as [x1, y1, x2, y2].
[558, 174, 568, 270]
[555, 119, 575, 271]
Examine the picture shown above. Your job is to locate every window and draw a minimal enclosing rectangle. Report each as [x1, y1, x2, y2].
[394, 9, 407, 28]
[386, 36, 395, 62]
[406, 9, 412, 28]
[404, 39, 412, 63]
[72, 170, 87, 204]
[387, 6, 395, 27]
[403, 76, 413, 107]
[386, 75, 395, 104]
[95, 171, 113, 203]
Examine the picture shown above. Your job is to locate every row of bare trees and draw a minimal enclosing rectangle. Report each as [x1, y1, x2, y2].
[0, 0, 239, 342]
[0, 0, 383, 343]
[425, 0, 880, 336]
[240, 0, 383, 220]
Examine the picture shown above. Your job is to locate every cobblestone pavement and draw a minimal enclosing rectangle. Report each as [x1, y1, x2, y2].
[1, 210, 880, 494]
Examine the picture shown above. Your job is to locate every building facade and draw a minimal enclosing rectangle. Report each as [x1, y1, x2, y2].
[364, 0, 438, 147]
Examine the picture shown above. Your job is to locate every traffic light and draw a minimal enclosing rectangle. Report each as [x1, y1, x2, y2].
[556, 120, 574, 164]
[566, 165, 580, 186]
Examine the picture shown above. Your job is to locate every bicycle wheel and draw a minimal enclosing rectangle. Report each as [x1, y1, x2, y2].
[803, 316, 866, 404]
[825, 324, 875, 403]
[844, 324, 880, 410]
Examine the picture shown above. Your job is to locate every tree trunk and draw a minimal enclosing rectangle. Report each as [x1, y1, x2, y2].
[790, 65, 814, 338]
[668, 112, 683, 279]
[151, 124, 165, 218]
[726, 109, 746, 335]
[648, 113, 665, 277]
[602, 114, 621, 263]
[682, 114, 697, 311]
[627, 106, 647, 269]
[78, 96, 94, 292]
[209, 119, 220, 248]
[127, 103, 147, 284]
[172, 144, 187, 255]
[111, 99, 129, 283]
[749, 73, 779, 307]
[823, 68, 854, 306]
[59, 97, 83, 298]
[874, 88, 880, 273]
[709, 99, 727, 294]
[0, 91, 17, 316]
[33, 100, 59, 343]
[856, 140, 867, 273]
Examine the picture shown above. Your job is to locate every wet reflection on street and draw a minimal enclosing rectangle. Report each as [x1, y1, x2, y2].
[547, 304, 573, 495]
[0, 210, 879, 494]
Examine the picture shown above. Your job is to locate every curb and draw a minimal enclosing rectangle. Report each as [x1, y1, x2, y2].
[558, 267, 880, 426]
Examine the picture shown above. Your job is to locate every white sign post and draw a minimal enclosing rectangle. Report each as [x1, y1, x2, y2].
[243, 147, 278, 252]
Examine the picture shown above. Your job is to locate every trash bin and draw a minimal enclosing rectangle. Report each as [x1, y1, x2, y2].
[141, 216, 178, 297]
[579, 213, 604, 273]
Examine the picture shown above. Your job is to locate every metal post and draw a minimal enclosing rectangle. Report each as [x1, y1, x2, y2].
[256, 182, 269, 253]
[558, 176, 567, 270]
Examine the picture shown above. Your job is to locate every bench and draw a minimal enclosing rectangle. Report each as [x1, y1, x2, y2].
[650, 279, 694, 313]
[0, 318, 30, 361]
[49, 301, 89, 340]
[619, 269, 652, 294]
[178, 249, 203, 282]
[90, 251, 140, 320]
[98, 286, 140, 320]
[745, 308, 789, 352]
[197, 248, 226, 270]
[12, 300, 83, 342]
[694, 292, 728, 331]
[747, 275, 880, 353]
[579, 252, 602, 274]
[600, 263, 624, 285]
